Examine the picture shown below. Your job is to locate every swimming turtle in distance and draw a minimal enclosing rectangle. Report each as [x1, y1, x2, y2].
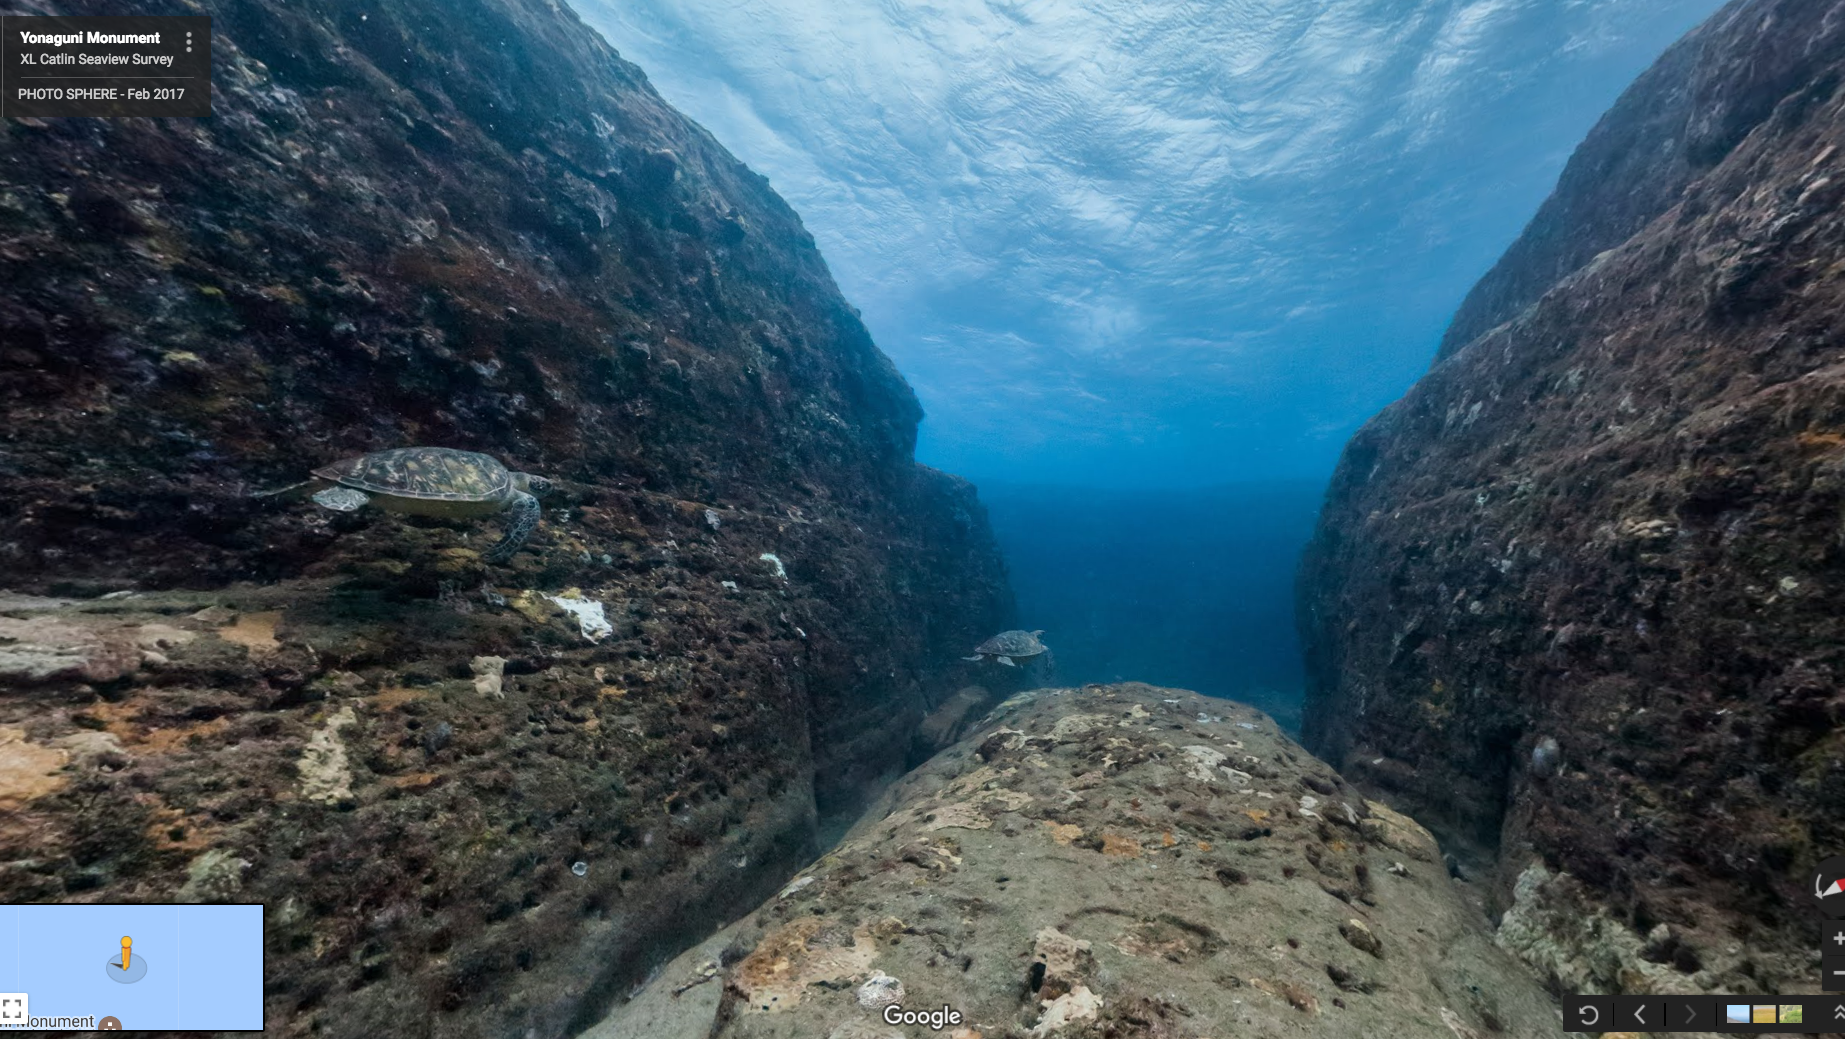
[965, 629, 1049, 667]
[258, 447, 551, 563]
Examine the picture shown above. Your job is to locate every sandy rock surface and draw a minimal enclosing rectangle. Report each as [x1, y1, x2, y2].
[590, 683, 1565, 1039]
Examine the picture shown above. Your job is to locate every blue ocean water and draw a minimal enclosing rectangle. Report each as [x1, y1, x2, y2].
[575, 0, 1726, 710]
[578, 0, 1725, 488]
[980, 480, 1320, 732]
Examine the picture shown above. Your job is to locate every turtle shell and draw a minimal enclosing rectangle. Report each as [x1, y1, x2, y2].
[975, 630, 1047, 658]
[313, 447, 512, 503]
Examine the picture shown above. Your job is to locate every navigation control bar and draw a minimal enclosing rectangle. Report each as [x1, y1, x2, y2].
[1566, 995, 1844, 1032]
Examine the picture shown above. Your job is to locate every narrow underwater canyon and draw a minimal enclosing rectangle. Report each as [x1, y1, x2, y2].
[6, 0, 1842, 1033]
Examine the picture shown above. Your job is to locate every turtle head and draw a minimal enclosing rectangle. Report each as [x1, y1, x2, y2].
[1030, 630, 1045, 637]
[513, 473, 554, 497]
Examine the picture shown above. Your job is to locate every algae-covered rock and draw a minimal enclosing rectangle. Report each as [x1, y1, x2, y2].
[1300, 0, 1845, 999]
[0, 1, 1013, 1037]
[589, 684, 1565, 1039]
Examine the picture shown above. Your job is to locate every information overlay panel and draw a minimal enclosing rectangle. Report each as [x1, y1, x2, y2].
[0, 903, 263, 1031]
[3, 15, 211, 117]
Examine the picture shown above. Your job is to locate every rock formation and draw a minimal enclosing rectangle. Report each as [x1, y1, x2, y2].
[0, 0, 1011, 1035]
[1300, 0, 1845, 999]
[587, 683, 1563, 1039]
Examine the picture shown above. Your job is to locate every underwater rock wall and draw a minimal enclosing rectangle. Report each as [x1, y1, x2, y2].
[0, 0, 1012, 1036]
[1436, 0, 1845, 361]
[1301, 0, 1845, 999]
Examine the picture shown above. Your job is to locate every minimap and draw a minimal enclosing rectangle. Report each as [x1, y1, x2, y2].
[0, 904, 262, 1031]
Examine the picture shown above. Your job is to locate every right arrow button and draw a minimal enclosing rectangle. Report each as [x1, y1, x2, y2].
[1664, 996, 1714, 1030]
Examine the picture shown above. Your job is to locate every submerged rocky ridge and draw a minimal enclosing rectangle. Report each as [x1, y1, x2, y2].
[1302, 0, 1845, 1001]
[0, 0, 1011, 1035]
[591, 683, 1563, 1039]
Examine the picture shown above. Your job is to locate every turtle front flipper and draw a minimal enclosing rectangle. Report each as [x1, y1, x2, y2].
[312, 486, 371, 512]
[483, 491, 540, 563]
[253, 479, 321, 500]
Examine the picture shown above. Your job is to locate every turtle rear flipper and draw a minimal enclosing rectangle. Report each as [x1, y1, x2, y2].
[313, 486, 370, 512]
[483, 491, 540, 563]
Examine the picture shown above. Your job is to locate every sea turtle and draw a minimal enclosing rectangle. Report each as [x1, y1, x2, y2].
[259, 447, 551, 563]
[965, 629, 1048, 667]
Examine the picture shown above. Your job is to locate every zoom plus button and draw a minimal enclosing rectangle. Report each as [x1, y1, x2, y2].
[1564, 996, 1611, 1033]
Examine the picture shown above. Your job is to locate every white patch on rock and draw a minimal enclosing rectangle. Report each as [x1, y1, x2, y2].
[1180, 745, 1227, 783]
[920, 800, 994, 832]
[1340, 917, 1383, 958]
[759, 552, 786, 579]
[1031, 985, 1102, 1036]
[545, 593, 614, 642]
[1494, 860, 1681, 994]
[855, 970, 904, 1011]
[1048, 714, 1110, 742]
[1439, 1006, 1483, 1039]
[298, 705, 357, 804]
[471, 655, 507, 698]
[49, 729, 123, 765]
[0, 616, 138, 684]
[133, 623, 196, 667]
[778, 875, 816, 898]
[178, 848, 251, 902]
[982, 728, 1027, 753]
[1359, 800, 1441, 863]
